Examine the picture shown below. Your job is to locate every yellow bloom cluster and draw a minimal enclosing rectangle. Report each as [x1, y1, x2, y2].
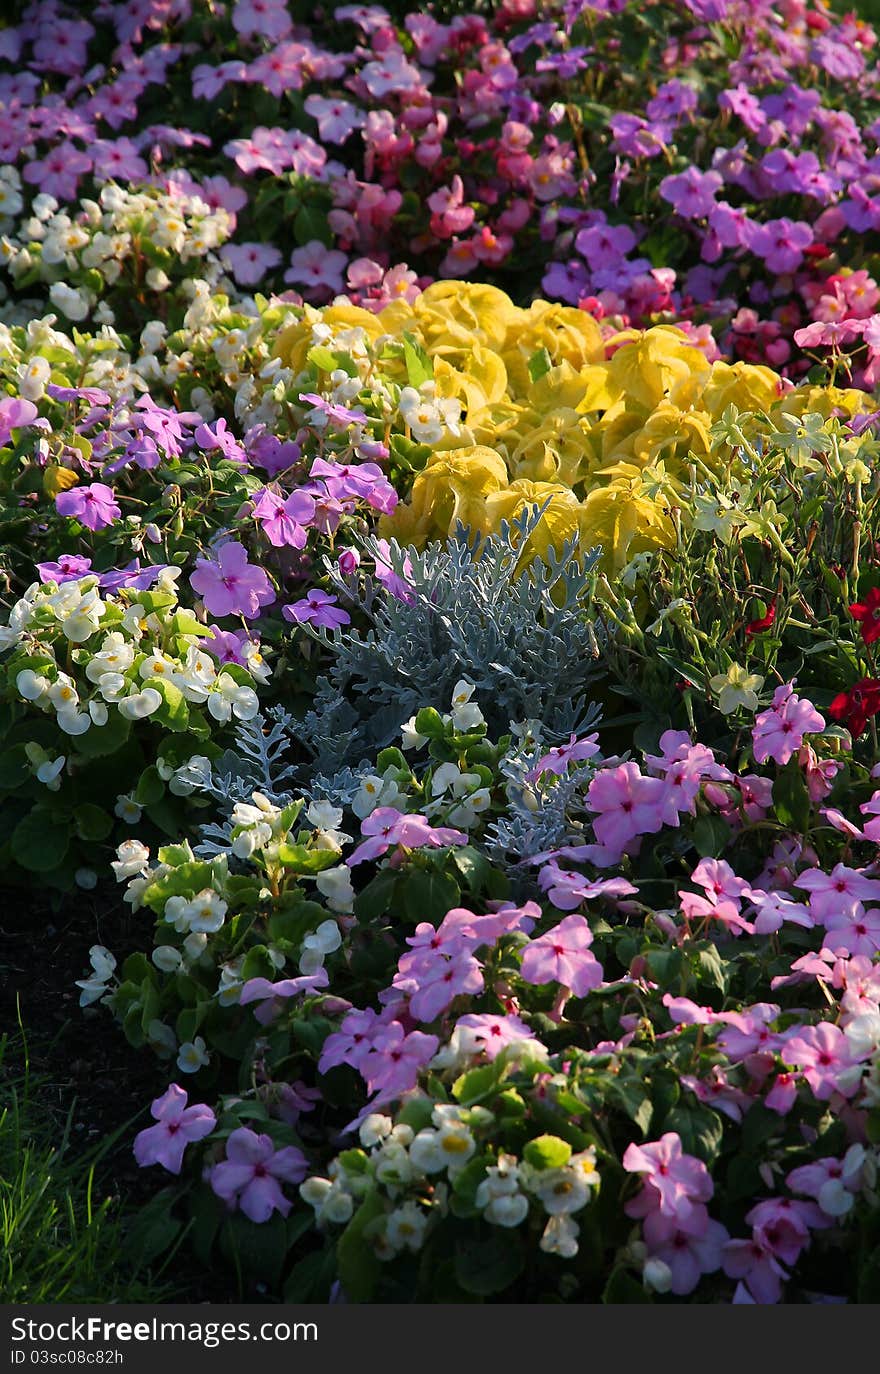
[276, 282, 868, 572]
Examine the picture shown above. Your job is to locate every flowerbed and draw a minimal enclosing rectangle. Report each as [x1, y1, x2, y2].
[3, 0, 880, 1308]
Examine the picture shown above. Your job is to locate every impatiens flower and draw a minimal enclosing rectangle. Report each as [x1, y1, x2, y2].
[622, 1133, 713, 1218]
[190, 541, 274, 619]
[285, 240, 348, 296]
[0, 396, 38, 446]
[783, 1023, 866, 1100]
[210, 1127, 308, 1223]
[133, 1085, 215, 1175]
[55, 482, 121, 531]
[751, 683, 825, 766]
[283, 589, 350, 630]
[527, 732, 600, 779]
[520, 914, 603, 998]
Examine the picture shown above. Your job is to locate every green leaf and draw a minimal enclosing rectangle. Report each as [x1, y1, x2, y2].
[11, 807, 70, 872]
[70, 709, 131, 759]
[336, 1190, 385, 1303]
[454, 1233, 524, 1296]
[665, 1104, 724, 1164]
[692, 814, 731, 858]
[523, 1134, 572, 1171]
[528, 347, 552, 383]
[125, 1192, 182, 1266]
[353, 868, 398, 923]
[402, 332, 433, 388]
[135, 765, 165, 806]
[402, 867, 460, 926]
[220, 1210, 288, 1287]
[151, 676, 190, 733]
[0, 745, 32, 791]
[772, 758, 811, 833]
[452, 1063, 501, 1106]
[294, 204, 333, 248]
[602, 1267, 650, 1304]
[277, 842, 340, 874]
[414, 706, 446, 739]
[73, 803, 113, 842]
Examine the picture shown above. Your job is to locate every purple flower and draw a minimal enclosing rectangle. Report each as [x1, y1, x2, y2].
[519, 914, 603, 998]
[659, 167, 722, 220]
[298, 394, 369, 427]
[751, 218, 813, 274]
[221, 242, 283, 286]
[98, 560, 170, 592]
[252, 486, 316, 548]
[210, 1128, 308, 1223]
[56, 481, 121, 531]
[133, 1085, 215, 1175]
[0, 396, 38, 447]
[194, 418, 247, 465]
[199, 624, 252, 667]
[283, 589, 350, 630]
[36, 554, 93, 584]
[190, 541, 275, 619]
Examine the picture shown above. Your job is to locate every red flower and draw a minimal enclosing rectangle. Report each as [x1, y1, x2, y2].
[745, 599, 776, 638]
[828, 678, 880, 738]
[848, 586, 880, 645]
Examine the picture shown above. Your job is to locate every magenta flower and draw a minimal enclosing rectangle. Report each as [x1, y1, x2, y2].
[252, 487, 316, 549]
[519, 914, 603, 998]
[37, 554, 93, 583]
[0, 396, 38, 446]
[536, 863, 637, 911]
[783, 1023, 865, 1100]
[722, 1233, 788, 1304]
[751, 683, 825, 766]
[361, 1022, 439, 1099]
[752, 218, 813, 274]
[133, 1085, 216, 1175]
[347, 807, 467, 866]
[210, 1128, 308, 1223]
[622, 1133, 713, 1218]
[190, 541, 274, 619]
[585, 762, 671, 860]
[284, 240, 348, 297]
[408, 950, 484, 1022]
[528, 732, 600, 780]
[454, 1013, 536, 1060]
[282, 589, 350, 630]
[643, 1205, 728, 1295]
[659, 167, 722, 219]
[821, 903, 880, 957]
[56, 482, 121, 531]
[794, 863, 880, 920]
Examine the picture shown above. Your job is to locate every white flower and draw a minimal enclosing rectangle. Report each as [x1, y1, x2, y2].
[307, 800, 344, 831]
[386, 1201, 428, 1253]
[373, 1140, 415, 1188]
[138, 651, 180, 684]
[75, 944, 116, 1006]
[300, 1176, 354, 1226]
[114, 793, 143, 824]
[299, 918, 342, 974]
[359, 1114, 393, 1149]
[530, 1167, 591, 1216]
[118, 687, 162, 719]
[111, 839, 150, 881]
[315, 864, 355, 912]
[36, 755, 65, 790]
[152, 945, 183, 973]
[643, 1257, 673, 1292]
[207, 674, 259, 722]
[844, 1012, 880, 1059]
[183, 932, 208, 962]
[17, 354, 50, 400]
[177, 1037, 210, 1073]
[483, 1193, 529, 1227]
[48, 675, 79, 711]
[539, 1214, 579, 1258]
[146, 1019, 178, 1057]
[185, 889, 228, 934]
[88, 700, 109, 726]
[450, 679, 484, 732]
[56, 707, 92, 736]
[16, 669, 49, 702]
[400, 715, 427, 750]
[49, 281, 91, 321]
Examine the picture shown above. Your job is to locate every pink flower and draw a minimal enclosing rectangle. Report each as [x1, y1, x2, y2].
[221, 242, 283, 286]
[722, 1233, 788, 1304]
[22, 140, 92, 200]
[751, 218, 813, 274]
[536, 863, 637, 911]
[304, 95, 364, 144]
[622, 1133, 713, 1219]
[210, 1128, 307, 1223]
[190, 540, 275, 619]
[795, 863, 880, 920]
[359, 53, 423, 98]
[252, 487, 316, 549]
[361, 1022, 439, 1099]
[520, 914, 603, 998]
[585, 762, 671, 860]
[783, 1023, 865, 1100]
[347, 808, 466, 866]
[642, 1205, 728, 1295]
[453, 1012, 536, 1060]
[232, 0, 293, 41]
[786, 1147, 866, 1218]
[285, 240, 348, 297]
[659, 166, 723, 219]
[56, 482, 121, 531]
[427, 176, 475, 239]
[408, 950, 484, 1022]
[528, 732, 600, 780]
[0, 396, 38, 446]
[282, 589, 350, 630]
[751, 683, 825, 766]
[822, 902, 880, 957]
[133, 1085, 215, 1175]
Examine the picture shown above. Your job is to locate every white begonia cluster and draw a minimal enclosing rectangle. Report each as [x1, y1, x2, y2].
[3, 183, 234, 327]
[0, 576, 261, 740]
[352, 767, 404, 819]
[164, 888, 229, 935]
[229, 790, 287, 859]
[521, 1148, 601, 1258]
[397, 381, 462, 445]
[425, 761, 491, 831]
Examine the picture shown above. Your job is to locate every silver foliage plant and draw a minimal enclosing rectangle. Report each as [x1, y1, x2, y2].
[298, 505, 605, 771]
